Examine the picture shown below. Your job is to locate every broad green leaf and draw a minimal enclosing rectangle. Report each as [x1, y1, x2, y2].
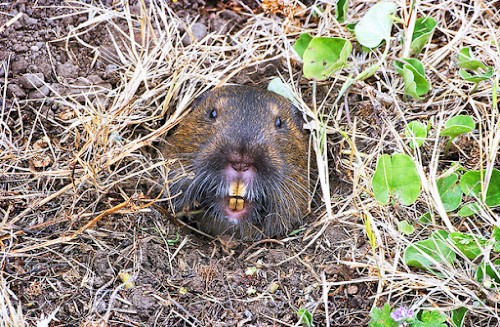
[267, 77, 295, 103]
[437, 174, 462, 212]
[297, 308, 314, 327]
[457, 47, 487, 70]
[451, 307, 468, 327]
[398, 220, 415, 235]
[457, 202, 481, 217]
[405, 121, 427, 148]
[372, 155, 392, 204]
[372, 153, 421, 206]
[411, 16, 437, 54]
[459, 68, 494, 83]
[439, 115, 475, 139]
[460, 169, 500, 207]
[449, 232, 486, 259]
[404, 231, 456, 271]
[394, 58, 431, 99]
[369, 303, 399, 327]
[355, 2, 398, 48]
[413, 310, 447, 327]
[335, 0, 349, 23]
[302, 37, 352, 80]
[293, 33, 313, 59]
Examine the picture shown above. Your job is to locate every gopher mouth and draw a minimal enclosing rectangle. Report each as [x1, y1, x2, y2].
[223, 179, 250, 222]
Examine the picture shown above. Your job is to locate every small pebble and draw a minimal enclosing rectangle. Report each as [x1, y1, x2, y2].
[19, 72, 45, 89]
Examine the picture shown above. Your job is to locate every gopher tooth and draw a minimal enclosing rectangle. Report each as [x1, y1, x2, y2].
[228, 197, 245, 211]
[229, 180, 246, 197]
[229, 197, 237, 210]
[236, 198, 244, 211]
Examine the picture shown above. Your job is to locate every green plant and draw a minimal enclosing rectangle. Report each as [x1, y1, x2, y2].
[451, 307, 468, 327]
[372, 153, 421, 206]
[335, 0, 349, 23]
[370, 304, 448, 327]
[437, 173, 462, 212]
[460, 168, 500, 208]
[410, 17, 437, 55]
[354, 1, 398, 48]
[297, 308, 314, 327]
[404, 226, 500, 288]
[267, 77, 296, 103]
[405, 120, 428, 148]
[457, 47, 494, 89]
[293, 34, 352, 81]
[439, 115, 475, 155]
[398, 220, 415, 235]
[293, 33, 313, 58]
[404, 230, 456, 272]
[369, 303, 400, 327]
[394, 58, 431, 99]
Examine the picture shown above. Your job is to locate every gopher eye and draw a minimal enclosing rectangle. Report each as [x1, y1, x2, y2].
[209, 108, 217, 119]
[275, 116, 283, 128]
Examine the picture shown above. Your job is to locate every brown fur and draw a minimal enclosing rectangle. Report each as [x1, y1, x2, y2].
[162, 85, 310, 240]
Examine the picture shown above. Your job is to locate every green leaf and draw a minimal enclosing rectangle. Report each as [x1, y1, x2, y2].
[354, 2, 398, 48]
[413, 310, 447, 327]
[457, 47, 487, 70]
[404, 231, 456, 271]
[476, 260, 500, 285]
[451, 307, 468, 327]
[405, 121, 428, 148]
[267, 77, 296, 103]
[419, 212, 432, 224]
[372, 153, 421, 206]
[411, 16, 438, 54]
[302, 37, 352, 80]
[439, 115, 475, 140]
[394, 58, 431, 99]
[457, 202, 481, 217]
[335, 0, 349, 23]
[437, 174, 463, 212]
[346, 22, 357, 33]
[460, 169, 500, 207]
[398, 220, 415, 235]
[293, 33, 313, 59]
[494, 243, 500, 254]
[369, 303, 399, 327]
[449, 232, 486, 259]
[297, 308, 314, 327]
[493, 226, 500, 242]
[456, 47, 494, 83]
[459, 68, 494, 83]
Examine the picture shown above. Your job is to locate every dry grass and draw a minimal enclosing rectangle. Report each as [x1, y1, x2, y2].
[1, 0, 499, 325]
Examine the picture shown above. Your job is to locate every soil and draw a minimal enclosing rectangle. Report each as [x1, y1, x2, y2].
[1, 1, 372, 326]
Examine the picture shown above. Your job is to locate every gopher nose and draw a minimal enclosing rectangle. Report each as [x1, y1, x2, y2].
[231, 162, 250, 172]
[228, 152, 253, 172]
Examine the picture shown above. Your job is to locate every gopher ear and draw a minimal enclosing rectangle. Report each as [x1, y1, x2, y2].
[290, 104, 308, 134]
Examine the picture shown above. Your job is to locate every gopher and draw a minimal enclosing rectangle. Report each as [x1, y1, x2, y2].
[162, 85, 310, 239]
